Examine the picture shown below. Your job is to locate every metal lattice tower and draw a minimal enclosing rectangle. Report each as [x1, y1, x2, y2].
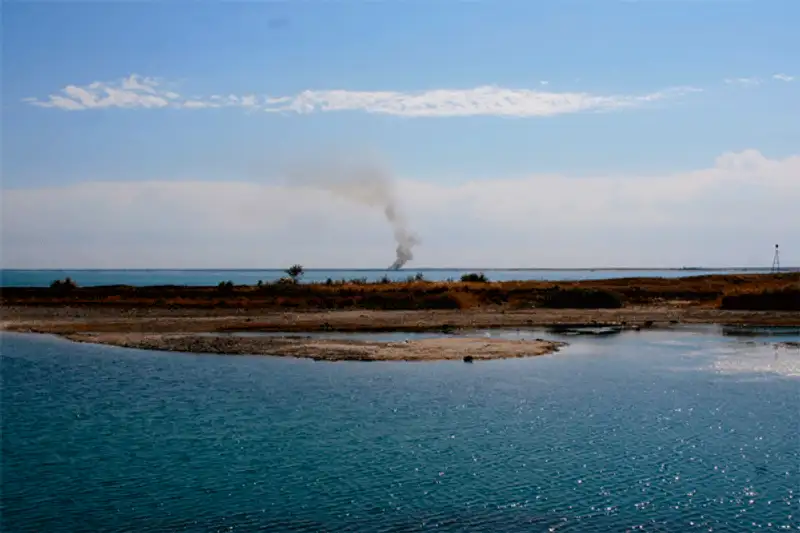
[771, 244, 780, 273]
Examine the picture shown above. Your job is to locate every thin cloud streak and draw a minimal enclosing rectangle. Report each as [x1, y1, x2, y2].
[23, 74, 701, 118]
[724, 77, 762, 87]
[723, 73, 796, 86]
[269, 85, 700, 117]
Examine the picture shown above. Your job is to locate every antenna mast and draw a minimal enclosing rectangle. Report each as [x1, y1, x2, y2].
[771, 244, 780, 273]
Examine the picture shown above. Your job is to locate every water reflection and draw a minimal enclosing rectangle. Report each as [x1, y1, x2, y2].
[199, 325, 800, 378]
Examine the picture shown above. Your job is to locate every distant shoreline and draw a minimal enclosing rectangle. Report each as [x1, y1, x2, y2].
[2, 267, 797, 272]
[2, 273, 797, 360]
[2, 273, 798, 311]
[3, 268, 797, 290]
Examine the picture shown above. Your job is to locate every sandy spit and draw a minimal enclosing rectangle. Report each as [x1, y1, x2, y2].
[62, 332, 566, 362]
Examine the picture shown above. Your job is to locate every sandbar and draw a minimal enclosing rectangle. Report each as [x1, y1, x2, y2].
[62, 331, 566, 361]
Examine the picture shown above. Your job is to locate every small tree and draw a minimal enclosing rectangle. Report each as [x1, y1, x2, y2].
[218, 280, 235, 292]
[285, 264, 304, 283]
[460, 272, 489, 283]
[50, 277, 78, 291]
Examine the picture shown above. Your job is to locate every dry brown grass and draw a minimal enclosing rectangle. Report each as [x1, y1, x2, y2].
[719, 284, 800, 311]
[2, 273, 798, 311]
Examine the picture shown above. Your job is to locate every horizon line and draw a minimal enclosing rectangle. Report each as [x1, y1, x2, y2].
[2, 267, 796, 272]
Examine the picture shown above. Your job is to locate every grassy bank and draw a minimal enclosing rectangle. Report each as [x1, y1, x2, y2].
[2, 273, 798, 311]
[720, 286, 800, 311]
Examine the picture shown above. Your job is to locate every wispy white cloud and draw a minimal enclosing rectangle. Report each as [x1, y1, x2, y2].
[3, 150, 798, 268]
[23, 74, 700, 118]
[724, 73, 796, 86]
[26, 75, 172, 109]
[24, 74, 260, 112]
[268, 86, 700, 117]
[724, 77, 762, 87]
[265, 84, 699, 117]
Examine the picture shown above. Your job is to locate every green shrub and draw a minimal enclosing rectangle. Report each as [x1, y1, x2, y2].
[50, 277, 78, 291]
[460, 272, 489, 283]
[217, 280, 235, 292]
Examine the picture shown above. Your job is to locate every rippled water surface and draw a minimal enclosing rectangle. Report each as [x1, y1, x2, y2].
[2, 330, 798, 532]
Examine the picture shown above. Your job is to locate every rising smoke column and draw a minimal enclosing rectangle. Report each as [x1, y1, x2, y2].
[384, 204, 419, 270]
[285, 156, 419, 269]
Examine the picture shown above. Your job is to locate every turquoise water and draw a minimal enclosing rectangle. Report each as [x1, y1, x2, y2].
[2, 330, 798, 532]
[1, 268, 790, 287]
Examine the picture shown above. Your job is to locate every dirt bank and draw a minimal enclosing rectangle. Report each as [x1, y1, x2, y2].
[3, 305, 800, 335]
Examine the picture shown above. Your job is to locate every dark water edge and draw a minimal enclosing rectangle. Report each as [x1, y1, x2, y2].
[2, 329, 798, 532]
[200, 324, 800, 343]
[2, 267, 795, 287]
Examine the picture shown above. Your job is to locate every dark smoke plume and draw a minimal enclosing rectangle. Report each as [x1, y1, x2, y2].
[384, 204, 419, 270]
[285, 155, 419, 270]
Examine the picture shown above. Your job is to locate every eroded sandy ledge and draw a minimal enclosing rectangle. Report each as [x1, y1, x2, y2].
[63, 332, 567, 362]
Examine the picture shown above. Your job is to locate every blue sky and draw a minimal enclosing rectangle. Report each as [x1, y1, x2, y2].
[2, 0, 799, 268]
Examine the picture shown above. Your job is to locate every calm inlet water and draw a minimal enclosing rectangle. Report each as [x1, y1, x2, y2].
[1, 267, 791, 287]
[2, 329, 798, 532]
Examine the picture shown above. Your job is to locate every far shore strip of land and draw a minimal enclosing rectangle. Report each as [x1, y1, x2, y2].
[2, 273, 797, 360]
